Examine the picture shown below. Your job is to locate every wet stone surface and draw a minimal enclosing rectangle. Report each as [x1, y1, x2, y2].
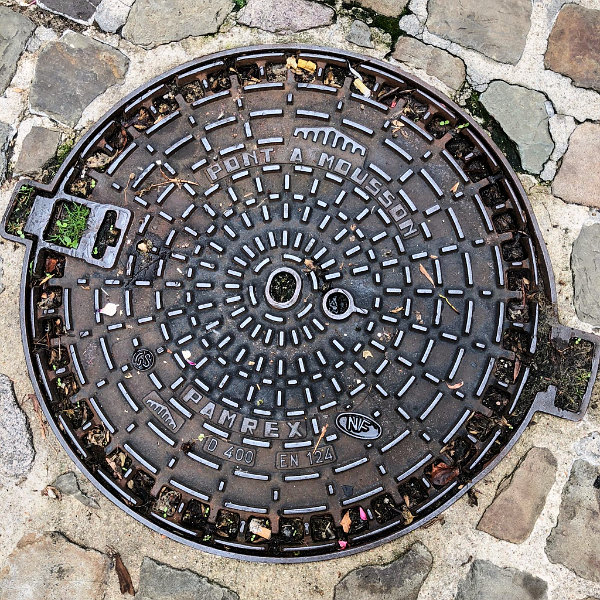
[477, 447, 557, 543]
[0, 7, 35, 95]
[0, 374, 35, 481]
[0, 532, 110, 600]
[137, 557, 239, 600]
[426, 0, 532, 65]
[333, 542, 433, 600]
[456, 560, 548, 600]
[546, 460, 600, 582]
[392, 36, 466, 92]
[545, 4, 600, 93]
[480, 81, 553, 174]
[237, 0, 335, 33]
[30, 31, 129, 127]
[552, 122, 600, 209]
[572, 223, 600, 327]
[14, 126, 61, 177]
[122, 0, 233, 48]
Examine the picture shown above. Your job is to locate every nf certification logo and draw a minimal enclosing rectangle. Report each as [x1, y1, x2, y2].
[336, 413, 382, 440]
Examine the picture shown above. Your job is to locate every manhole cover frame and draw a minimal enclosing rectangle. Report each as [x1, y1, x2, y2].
[3, 44, 599, 562]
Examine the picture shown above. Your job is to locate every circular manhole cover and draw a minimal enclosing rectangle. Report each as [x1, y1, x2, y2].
[3, 45, 599, 562]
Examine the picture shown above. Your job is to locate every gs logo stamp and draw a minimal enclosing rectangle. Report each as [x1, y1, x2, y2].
[132, 348, 155, 371]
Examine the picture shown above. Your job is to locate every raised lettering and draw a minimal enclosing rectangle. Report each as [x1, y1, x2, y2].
[217, 409, 237, 429]
[240, 417, 258, 435]
[265, 421, 279, 438]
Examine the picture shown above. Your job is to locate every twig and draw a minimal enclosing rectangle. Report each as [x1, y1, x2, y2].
[313, 424, 328, 453]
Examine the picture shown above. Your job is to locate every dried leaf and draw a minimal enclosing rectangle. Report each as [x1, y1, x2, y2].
[106, 548, 135, 596]
[430, 462, 460, 487]
[45, 257, 59, 273]
[324, 70, 335, 86]
[513, 358, 521, 382]
[86, 153, 114, 170]
[450, 182, 460, 194]
[419, 263, 435, 286]
[99, 302, 119, 316]
[362, 350, 373, 359]
[390, 306, 404, 313]
[304, 258, 317, 271]
[340, 511, 352, 533]
[353, 78, 371, 98]
[446, 380, 464, 390]
[401, 505, 414, 525]
[439, 294, 460, 314]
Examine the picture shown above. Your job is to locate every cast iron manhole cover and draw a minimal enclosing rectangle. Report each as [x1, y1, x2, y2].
[3, 45, 600, 562]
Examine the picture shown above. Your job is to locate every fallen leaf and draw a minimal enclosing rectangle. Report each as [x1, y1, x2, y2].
[340, 511, 352, 533]
[99, 302, 119, 316]
[353, 78, 371, 98]
[429, 255, 438, 259]
[390, 306, 404, 313]
[106, 547, 135, 596]
[401, 506, 414, 525]
[304, 258, 317, 271]
[446, 380, 464, 390]
[45, 257, 59, 273]
[450, 182, 460, 194]
[430, 462, 459, 487]
[513, 358, 521, 382]
[419, 263, 435, 286]
[362, 350, 373, 359]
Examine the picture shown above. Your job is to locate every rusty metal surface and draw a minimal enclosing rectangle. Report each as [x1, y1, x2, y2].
[3, 45, 599, 562]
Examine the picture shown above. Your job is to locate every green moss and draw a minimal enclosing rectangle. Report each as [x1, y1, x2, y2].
[512, 295, 594, 418]
[464, 91, 522, 171]
[232, 0, 247, 11]
[342, 2, 403, 43]
[41, 138, 75, 183]
[5, 184, 36, 238]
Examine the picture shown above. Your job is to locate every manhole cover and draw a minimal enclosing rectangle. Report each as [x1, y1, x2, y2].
[3, 45, 599, 562]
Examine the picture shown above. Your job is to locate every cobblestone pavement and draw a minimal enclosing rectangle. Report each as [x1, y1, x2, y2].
[1, 0, 600, 598]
